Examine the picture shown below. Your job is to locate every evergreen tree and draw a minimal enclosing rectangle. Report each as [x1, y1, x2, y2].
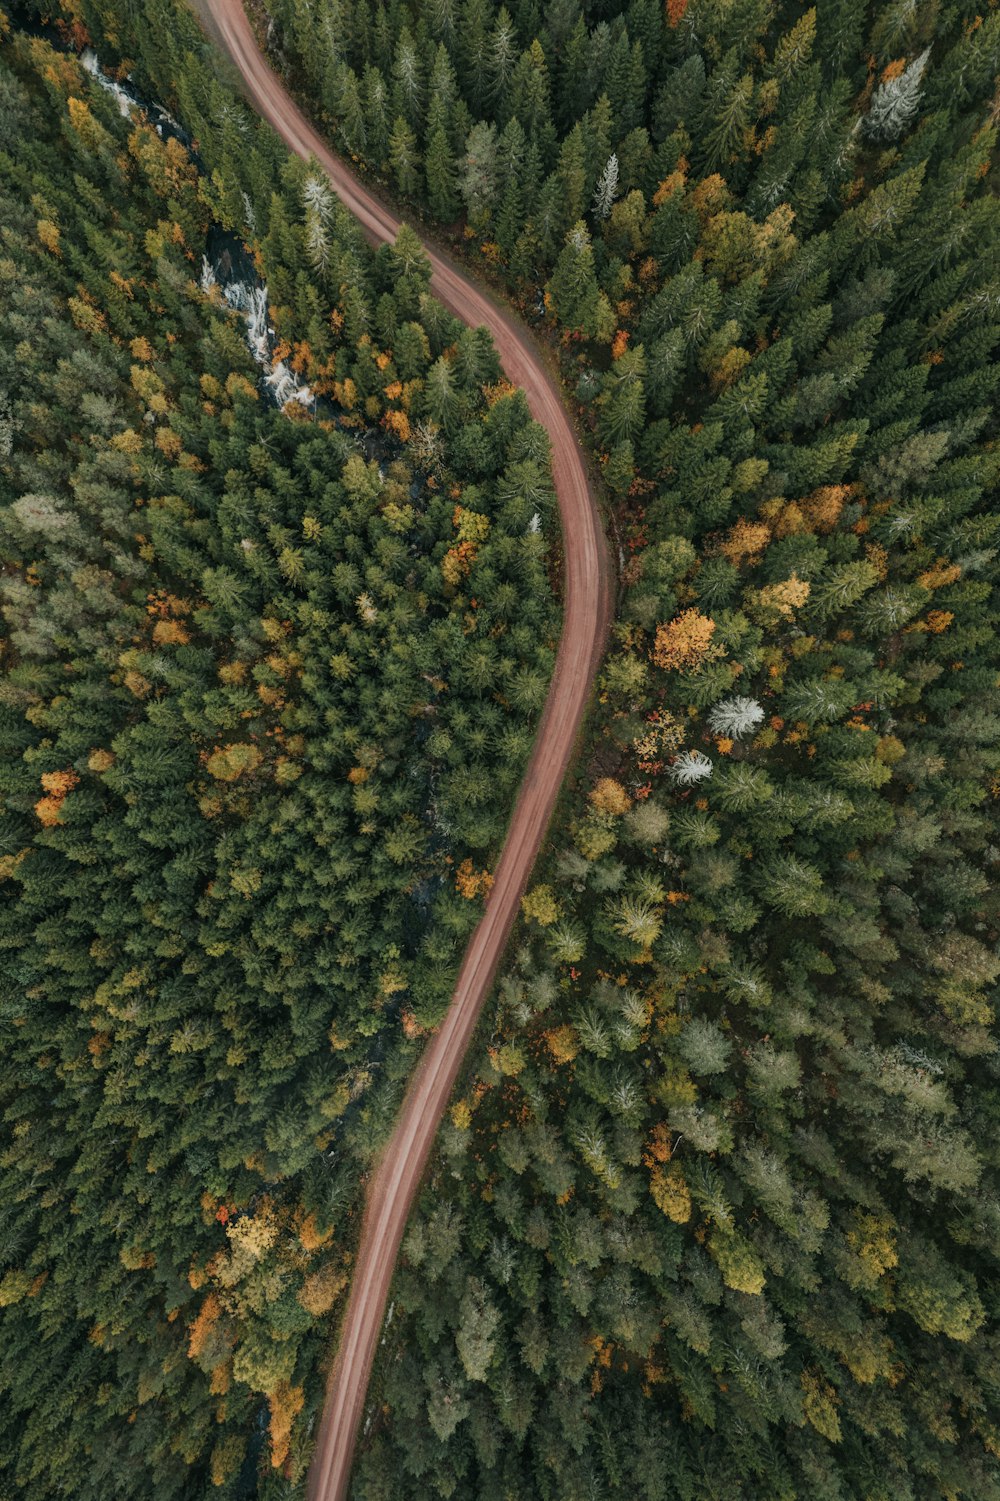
[863, 47, 931, 142]
[389, 114, 422, 196]
[425, 117, 459, 220]
[22, 0, 1000, 1496]
[592, 151, 619, 219]
[546, 221, 602, 334]
[459, 120, 498, 229]
[0, 25, 562, 1494]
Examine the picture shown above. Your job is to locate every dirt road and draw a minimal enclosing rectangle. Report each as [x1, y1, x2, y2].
[194, 3, 612, 1494]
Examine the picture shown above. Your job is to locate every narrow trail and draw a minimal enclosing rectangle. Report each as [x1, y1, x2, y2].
[193, 3, 612, 1494]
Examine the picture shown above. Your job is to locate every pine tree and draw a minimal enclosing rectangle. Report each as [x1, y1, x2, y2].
[425, 118, 459, 221]
[596, 345, 647, 444]
[558, 14, 597, 129]
[553, 122, 588, 235]
[391, 26, 424, 128]
[486, 7, 518, 111]
[459, 121, 498, 229]
[592, 152, 619, 219]
[706, 696, 764, 739]
[703, 71, 754, 172]
[668, 749, 714, 785]
[334, 62, 366, 153]
[363, 64, 391, 166]
[508, 39, 553, 141]
[863, 48, 931, 142]
[605, 31, 646, 136]
[493, 116, 528, 256]
[428, 0, 457, 47]
[456, 0, 492, 105]
[547, 221, 602, 334]
[428, 42, 458, 124]
[302, 172, 335, 278]
[388, 115, 422, 197]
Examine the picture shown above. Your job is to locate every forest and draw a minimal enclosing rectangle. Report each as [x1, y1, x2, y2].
[0, 10, 558, 1495]
[4, 0, 1000, 1497]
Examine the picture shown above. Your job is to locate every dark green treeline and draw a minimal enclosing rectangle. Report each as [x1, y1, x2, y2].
[237, 0, 1000, 1496]
[0, 12, 559, 1495]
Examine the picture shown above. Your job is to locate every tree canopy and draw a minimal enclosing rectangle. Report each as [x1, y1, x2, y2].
[5, 0, 1000, 1495]
[0, 21, 557, 1496]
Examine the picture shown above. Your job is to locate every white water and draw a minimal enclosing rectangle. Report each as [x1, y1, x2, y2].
[80, 48, 131, 116]
[201, 259, 315, 411]
[80, 48, 182, 137]
[82, 45, 313, 412]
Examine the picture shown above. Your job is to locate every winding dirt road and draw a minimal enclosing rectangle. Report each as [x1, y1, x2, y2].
[193, 3, 612, 1494]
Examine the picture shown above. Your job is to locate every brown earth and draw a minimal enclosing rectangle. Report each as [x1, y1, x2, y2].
[192, 3, 613, 1493]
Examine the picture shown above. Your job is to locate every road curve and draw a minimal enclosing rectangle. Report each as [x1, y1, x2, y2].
[193, 3, 612, 1495]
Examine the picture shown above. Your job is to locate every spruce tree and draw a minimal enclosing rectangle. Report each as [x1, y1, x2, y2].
[863, 47, 930, 142]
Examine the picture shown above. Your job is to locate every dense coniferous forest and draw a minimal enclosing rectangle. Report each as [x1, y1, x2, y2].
[235, 0, 1000, 1497]
[0, 12, 559, 1494]
[3, 0, 1000, 1497]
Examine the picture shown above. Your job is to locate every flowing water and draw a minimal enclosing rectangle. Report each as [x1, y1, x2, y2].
[80, 46, 315, 413]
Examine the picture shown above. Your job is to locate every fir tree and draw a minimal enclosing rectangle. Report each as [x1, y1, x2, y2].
[592, 152, 619, 219]
[863, 48, 931, 142]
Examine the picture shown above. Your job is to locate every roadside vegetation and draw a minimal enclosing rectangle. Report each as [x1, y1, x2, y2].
[0, 15, 558, 1495]
[235, 0, 1000, 1496]
[4, 0, 1000, 1496]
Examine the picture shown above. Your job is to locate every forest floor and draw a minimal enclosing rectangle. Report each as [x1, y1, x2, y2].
[189, 1, 613, 1495]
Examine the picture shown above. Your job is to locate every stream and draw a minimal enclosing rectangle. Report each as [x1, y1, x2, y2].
[80, 45, 316, 414]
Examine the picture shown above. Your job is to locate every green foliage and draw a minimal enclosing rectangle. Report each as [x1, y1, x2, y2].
[0, 26, 558, 1496]
[9, 0, 1000, 1496]
[227, 1, 1000, 1497]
